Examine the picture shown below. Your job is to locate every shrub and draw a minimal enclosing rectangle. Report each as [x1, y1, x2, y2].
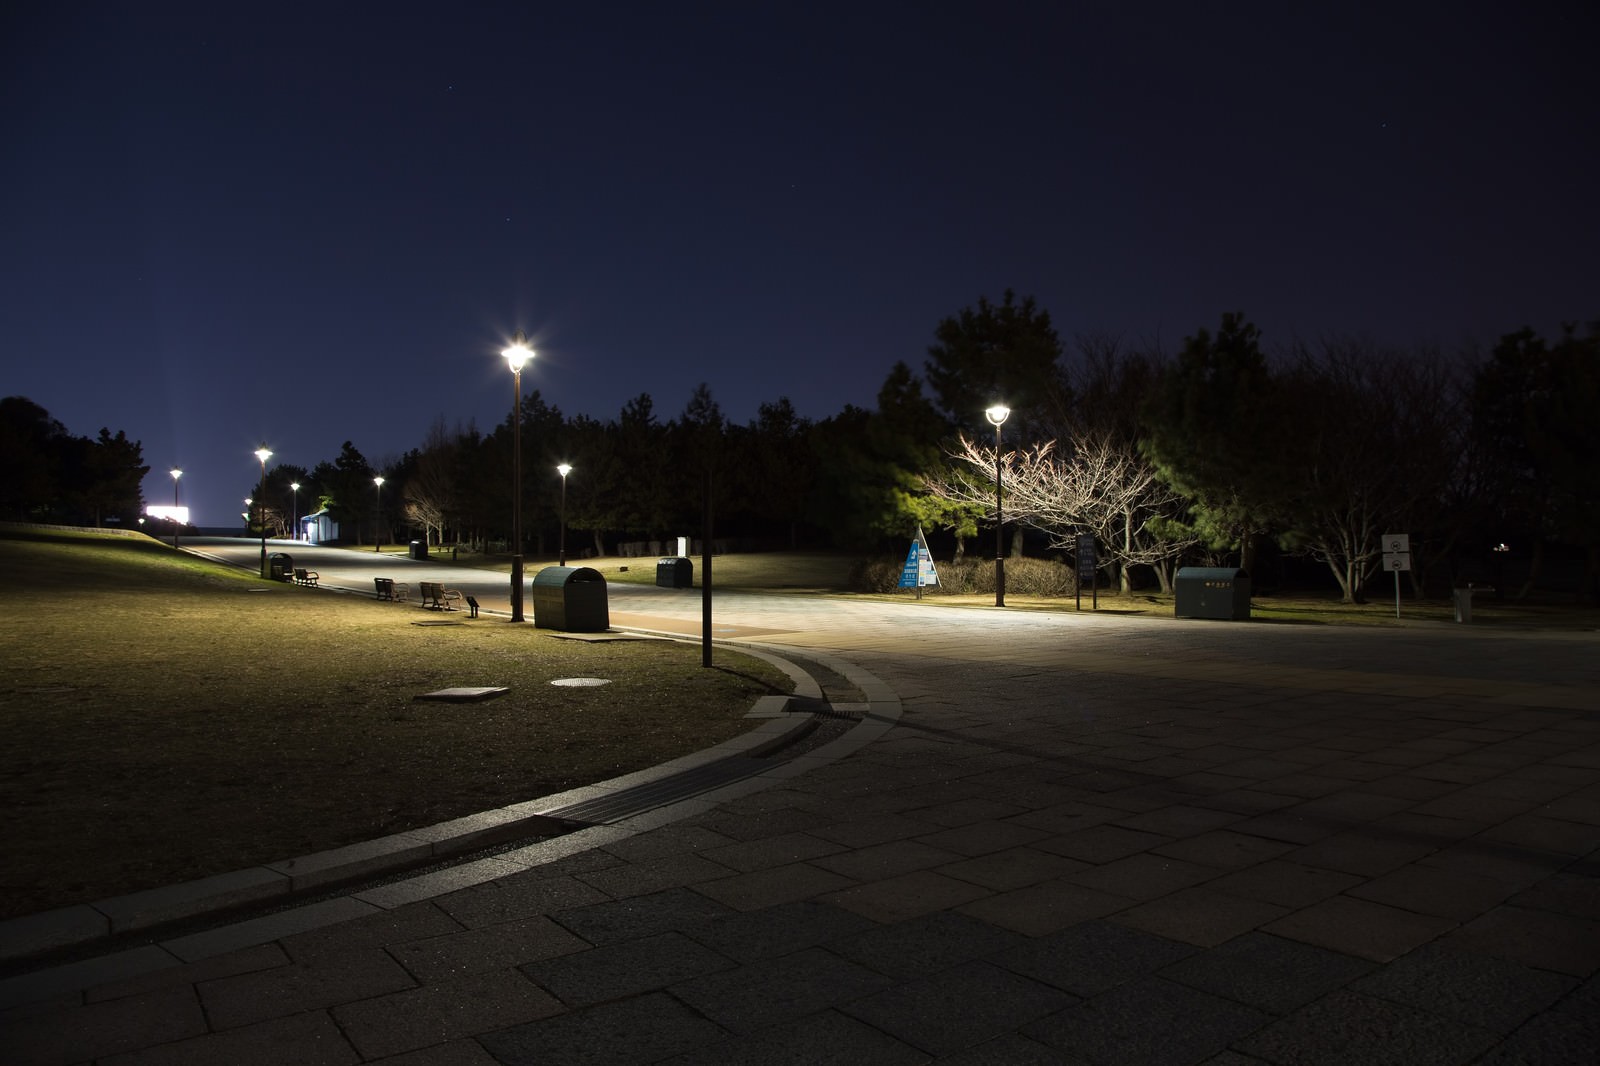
[850, 554, 1078, 596]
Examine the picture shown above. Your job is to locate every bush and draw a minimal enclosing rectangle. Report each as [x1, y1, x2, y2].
[850, 554, 1078, 596]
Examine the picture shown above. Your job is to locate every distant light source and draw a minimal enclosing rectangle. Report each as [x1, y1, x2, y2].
[254, 447, 272, 577]
[502, 332, 535, 621]
[290, 481, 301, 542]
[169, 468, 183, 549]
[557, 462, 573, 566]
[985, 404, 1010, 608]
[373, 474, 385, 552]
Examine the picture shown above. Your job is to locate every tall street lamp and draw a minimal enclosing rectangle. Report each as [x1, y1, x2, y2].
[502, 333, 535, 621]
[254, 446, 272, 577]
[985, 404, 1010, 608]
[170, 468, 182, 549]
[557, 463, 572, 565]
[290, 481, 300, 542]
[373, 475, 385, 552]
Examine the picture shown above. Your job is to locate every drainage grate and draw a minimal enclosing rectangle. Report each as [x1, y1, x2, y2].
[539, 755, 771, 825]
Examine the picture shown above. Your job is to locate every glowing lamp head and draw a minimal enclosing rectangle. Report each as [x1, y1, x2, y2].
[985, 404, 1011, 427]
[373, 475, 385, 488]
[502, 331, 534, 373]
[557, 463, 572, 477]
[254, 447, 272, 465]
[170, 468, 182, 481]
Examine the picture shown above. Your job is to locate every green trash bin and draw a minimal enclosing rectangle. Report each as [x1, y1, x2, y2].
[1174, 567, 1251, 620]
[531, 566, 610, 632]
[267, 552, 294, 582]
[656, 556, 693, 588]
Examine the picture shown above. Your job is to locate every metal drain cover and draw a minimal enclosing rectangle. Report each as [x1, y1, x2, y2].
[551, 677, 612, 687]
[415, 686, 509, 702]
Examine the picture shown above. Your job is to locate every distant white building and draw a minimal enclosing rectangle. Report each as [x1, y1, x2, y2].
[302, 509, 338, 544]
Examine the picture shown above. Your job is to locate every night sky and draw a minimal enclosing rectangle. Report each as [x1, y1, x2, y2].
[4, 2, 1596, 526]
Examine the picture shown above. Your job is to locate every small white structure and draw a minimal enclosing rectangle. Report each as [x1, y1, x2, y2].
[301, 509, 339, 544]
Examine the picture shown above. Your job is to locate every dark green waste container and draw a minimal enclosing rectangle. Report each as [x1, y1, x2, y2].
[532, 566, 610, 631]
[1174, 567, 1251, 620]
[267, 552, 294, 582]
[657, 556, 693, 588]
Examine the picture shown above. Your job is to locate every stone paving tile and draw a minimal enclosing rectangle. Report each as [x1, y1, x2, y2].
[477, 991, 728, 1066]
[98, 1008, 359, 1066]
[671, 946, 895, 1035]
[1283, 828, 1440, 878]
[913, 818, 1052, 857]
[518, 930, 734, 1007]
[680, 899, 878, 964]
[594, 824, 738, 862]
[1064, 852, 1226, 901]
[697, 830, 846, 873]
[1008, 800, 1132, 835]
[1349, 943, 1577, 1034]
[1188, 787, 1304, 816]
[821, 869, 993, 924]
[806, 813, 940, 848]
[1037, 824, 1174, 864]
[1111, 887, 1290, 948]
[842, 959, 1077, 1057]
[198, 948, 417, 1031]
[938, 845, 1090, 891]
[1507, 870, 1600, 919]
[934, 1032, 1088, 1064]
[994, 919, 1198, 997]
[691, 805, 839, 843]
[958, 879, 1136, 937]
[390, 915, 591, 981]
[654, 1008, 927, 1065]
[572, 851, 737, 899]
[1234, 988, 1499, 1066]
[0, 985, 206, 1066]
[1220, 810, 1334, 845]
[809, 838, 964, 881]
[1416, 841, 1571, 891]
[365, 1038, 501, 1065]
[1151, 829, 1297, 870]
[1354, 774, 1465, 802]
[1262, 895, 1456, 963]
[692, 861, 858, 911]
[433, 874, 611, 929]
[1023, 976, 1271, 1066]
[1346, 862, 1518, 920]
[1436, 903, 1600, 976]
[279, 901, 462, 962]
[83, 942, 289, 1003]
[1471, 1002, 1600, 1066]
[1476, 813, 1600, 857]
[550, 886, 735, 944]
[333, 968, 563, 1060]
[827, 910, 1025, 979]
[1158, 931, 1375, 1012]
[1109, 804, 1244, 838]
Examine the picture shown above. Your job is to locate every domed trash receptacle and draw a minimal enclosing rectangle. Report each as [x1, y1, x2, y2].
[1174, 567, 1251, 620]
[532, 566, 610, 632]
[656, 556, 693, 588]
[267, 552, 294, 582]
[409, 540, 428, 560]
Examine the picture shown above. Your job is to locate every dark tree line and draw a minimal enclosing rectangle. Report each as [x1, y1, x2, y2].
[0, 397, 149, 528]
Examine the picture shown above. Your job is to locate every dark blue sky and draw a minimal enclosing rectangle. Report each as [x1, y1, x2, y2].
[4, 2, 1596, 526]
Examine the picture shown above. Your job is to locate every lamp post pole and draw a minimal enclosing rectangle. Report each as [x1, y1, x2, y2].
[373, 475, 385, 552]
[254, 447, 272, 577]
[290, 482, 300, 543]
[985, 405, 1010, 608]
[170, 468, 182, 549]
[557, 463, 572, 566]
[502, 333, 534, 621]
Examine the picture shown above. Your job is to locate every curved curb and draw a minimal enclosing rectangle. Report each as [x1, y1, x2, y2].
[0, 636, 900, 997]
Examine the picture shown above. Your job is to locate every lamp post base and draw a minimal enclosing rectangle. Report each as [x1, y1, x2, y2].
[995, 557, 1006, 608]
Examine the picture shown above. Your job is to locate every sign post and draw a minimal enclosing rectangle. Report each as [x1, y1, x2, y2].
[1381, 533, 1411, 619]
[1075, 532, 1098, 611]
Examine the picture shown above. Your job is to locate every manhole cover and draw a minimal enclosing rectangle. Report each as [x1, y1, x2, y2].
[551, 677, 612, 687]
[415, 686, 509, 702]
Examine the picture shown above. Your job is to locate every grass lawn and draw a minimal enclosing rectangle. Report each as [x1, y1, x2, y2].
[0, 529, 792, 920]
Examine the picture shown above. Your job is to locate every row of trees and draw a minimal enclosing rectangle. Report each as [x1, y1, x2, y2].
[6, 294, 1592, 603]
[0, 397, 149, 528]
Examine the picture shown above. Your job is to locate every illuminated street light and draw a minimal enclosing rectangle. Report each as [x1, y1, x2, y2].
[254, 447, 272, 577]
[290, 481, 300, 543]
[170, 468, 182, 549]
[373, 474, 385, 552]
[502, 332, 535, 621]
[557, 463, 572, 566]
[985, 404, 1010, 608]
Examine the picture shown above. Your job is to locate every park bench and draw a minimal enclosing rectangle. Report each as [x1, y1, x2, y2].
[375, 577, 412, 603]
[293, 568, 320, 587]
[419, 580, 463, 611]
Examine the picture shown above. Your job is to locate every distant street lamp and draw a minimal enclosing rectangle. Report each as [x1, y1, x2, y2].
[502, 332, 535, 621]
[170, 468, 182, 549]
[373, 475, 385, 552]
[557, 463, 572, 565]
[254, 447, 272, 577]
[985, 404, 1010, 608]
[290, 482, 300, 543]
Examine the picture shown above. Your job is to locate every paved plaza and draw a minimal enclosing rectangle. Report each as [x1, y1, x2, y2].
[2, 543, 1597, 1064]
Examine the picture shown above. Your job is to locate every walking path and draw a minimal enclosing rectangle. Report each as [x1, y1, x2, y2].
[3, 542, 1597, 1064]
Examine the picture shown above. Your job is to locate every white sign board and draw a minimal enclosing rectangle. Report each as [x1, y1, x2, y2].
[1383, 533, 1410, 554]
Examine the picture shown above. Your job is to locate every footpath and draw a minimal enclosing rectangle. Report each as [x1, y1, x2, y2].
[2, 556, 1597, 1064]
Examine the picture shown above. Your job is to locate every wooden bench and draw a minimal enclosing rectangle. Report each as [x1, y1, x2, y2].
[293, 568, 320, 587]
[375, 578, 412, 603]
[419, 581, 463, 611]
